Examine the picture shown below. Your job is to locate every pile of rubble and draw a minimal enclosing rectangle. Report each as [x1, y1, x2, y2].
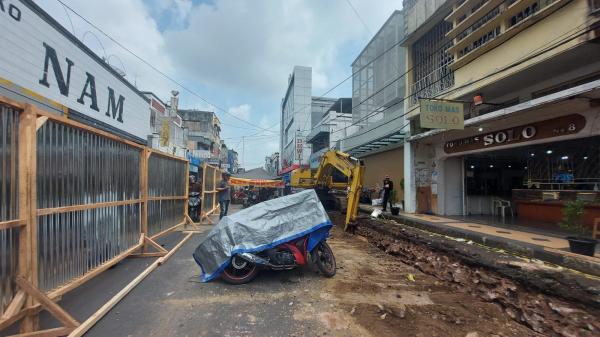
[340, 214, 600, 337]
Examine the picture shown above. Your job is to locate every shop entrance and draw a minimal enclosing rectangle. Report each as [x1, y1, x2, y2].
[463, 136, 600, 231]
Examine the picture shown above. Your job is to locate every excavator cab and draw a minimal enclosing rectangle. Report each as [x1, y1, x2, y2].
[290, 150, 364, 231]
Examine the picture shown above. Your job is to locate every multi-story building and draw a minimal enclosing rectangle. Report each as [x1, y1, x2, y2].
[342, 10, 408, 192]
[228, 149, 239, 174]
[179, 109, 223, 164]
[280, 66, 314, 173]
[220, 142, 229, 170]
[143, 90, 187, 158]
[402, 0, 600, 231]
[306, 98, 355, 167]
[265, 152, 280, 176]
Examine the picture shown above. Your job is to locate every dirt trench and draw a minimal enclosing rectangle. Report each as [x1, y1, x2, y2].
[330, 212, 600, 337]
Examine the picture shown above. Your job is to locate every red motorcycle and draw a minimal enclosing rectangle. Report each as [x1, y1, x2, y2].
[221, 233, 336, 284]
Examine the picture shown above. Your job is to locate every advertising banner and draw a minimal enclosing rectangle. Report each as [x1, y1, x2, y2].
[419, 99, 464, 130]
[0, 1, 151, 141]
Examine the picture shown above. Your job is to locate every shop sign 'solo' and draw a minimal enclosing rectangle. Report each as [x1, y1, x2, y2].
[444, 114, 586, 154]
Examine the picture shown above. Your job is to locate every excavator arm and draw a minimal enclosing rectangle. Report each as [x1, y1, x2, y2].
[290, 150, 364, 230]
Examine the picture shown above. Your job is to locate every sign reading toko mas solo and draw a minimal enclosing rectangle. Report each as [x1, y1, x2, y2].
[0, 0, 150, 143]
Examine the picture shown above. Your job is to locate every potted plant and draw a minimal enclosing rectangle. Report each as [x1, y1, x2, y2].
[559, 200, 597, 256]
[389, 190, 401, 216]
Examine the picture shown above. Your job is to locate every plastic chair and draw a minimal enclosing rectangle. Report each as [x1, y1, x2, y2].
[494, 199, 514, 222]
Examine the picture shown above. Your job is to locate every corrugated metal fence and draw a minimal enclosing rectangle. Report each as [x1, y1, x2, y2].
[147, 154, 187, 236]
[0, 98, 189, 332]
[0, 104, 20, 317]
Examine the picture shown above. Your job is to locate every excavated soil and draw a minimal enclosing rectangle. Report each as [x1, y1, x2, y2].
[321, 231, 540, 337]
[327, 212, 600, 337]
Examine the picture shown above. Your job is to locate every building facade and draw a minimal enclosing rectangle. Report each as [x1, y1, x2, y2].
[265, 152, 280, 176]
[342, 10, 408, 197]
[179, 109, 223, 165]
[280, 66, 314, 173]
[307, 98, 354, 153]
[144, 91, 187, 158]
[402, 0, 600, 230]
[228, 149, 239, 174]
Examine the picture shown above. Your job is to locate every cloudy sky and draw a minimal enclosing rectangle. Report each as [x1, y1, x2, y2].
[37, 0, 401, 169]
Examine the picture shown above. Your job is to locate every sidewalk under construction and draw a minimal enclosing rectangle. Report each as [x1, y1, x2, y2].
[360, 205, 600, 277]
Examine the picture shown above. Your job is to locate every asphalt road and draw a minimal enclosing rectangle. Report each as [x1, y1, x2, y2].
[11, 204, 541, 337]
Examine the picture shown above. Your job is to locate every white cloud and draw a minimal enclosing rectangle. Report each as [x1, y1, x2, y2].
[38, 0, 176, 99]
[163, 0, 401, 98]
[228, 104, 251, 122]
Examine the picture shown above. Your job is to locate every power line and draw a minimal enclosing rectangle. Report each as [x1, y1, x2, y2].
[345, 0, 372, 35]
[55, 0, 274, 133]
[329, 9, 594, 139]
[340, 22, 594, 143]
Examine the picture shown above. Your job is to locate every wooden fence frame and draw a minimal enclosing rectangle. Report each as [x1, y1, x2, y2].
[199, 162, 223, 224]
[0, 97, 192, 336]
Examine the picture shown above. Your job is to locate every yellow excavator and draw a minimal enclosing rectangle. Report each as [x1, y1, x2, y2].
[290, 150, 364, 231]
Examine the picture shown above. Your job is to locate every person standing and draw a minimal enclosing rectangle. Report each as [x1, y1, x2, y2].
[382, 175, 394, 212]
[217, 173, 231, 219]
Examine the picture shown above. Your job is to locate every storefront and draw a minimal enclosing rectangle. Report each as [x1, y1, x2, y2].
[407, 83, 600, 230]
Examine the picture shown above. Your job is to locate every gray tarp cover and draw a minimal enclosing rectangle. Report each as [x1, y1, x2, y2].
[193, 189, 331, 281]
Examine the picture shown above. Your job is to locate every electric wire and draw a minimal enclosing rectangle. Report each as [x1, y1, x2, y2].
[340, 22, 596, 143]
[54, 0, 276, 133]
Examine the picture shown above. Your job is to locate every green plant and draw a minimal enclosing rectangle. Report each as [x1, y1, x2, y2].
[400, 178, 405, 191]
[389, 190, 399, 205]
[559, 200, 591, 237]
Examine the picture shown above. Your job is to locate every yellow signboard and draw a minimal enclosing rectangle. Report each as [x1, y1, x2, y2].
[419, 99, 464, 130]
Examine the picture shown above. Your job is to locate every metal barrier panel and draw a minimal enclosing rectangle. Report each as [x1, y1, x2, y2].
[37, 205, 140, 291]
[0, 104, 19, 315]
[148, 154, 186, 197]
[147, 154, 186, 236]
[37, 121, 140, 208]
[36, 120, 142, 292]
[147, 199, 185, 236]
[202, 192, 214, 215]
[204, 165, 215, 192]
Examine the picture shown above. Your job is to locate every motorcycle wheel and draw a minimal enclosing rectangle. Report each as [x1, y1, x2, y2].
[221, 255, 259, 285]
[314, 242, 336, 277]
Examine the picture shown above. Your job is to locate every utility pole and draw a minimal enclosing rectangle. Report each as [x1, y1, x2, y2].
[242, 136, 245, 169]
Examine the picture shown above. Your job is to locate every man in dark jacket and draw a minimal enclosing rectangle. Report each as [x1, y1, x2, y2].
[382, 175, 394, 212]
[216, 173, 231, 219]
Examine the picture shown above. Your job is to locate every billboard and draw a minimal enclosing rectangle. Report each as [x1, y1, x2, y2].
[419, 99, 464, 130]
[0, 1, 151, 141]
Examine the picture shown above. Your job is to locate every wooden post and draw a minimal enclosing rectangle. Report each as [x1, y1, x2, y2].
[17, 104, 38, 332]
[213, 166, 218, 212]
[200, 163, 207, 222]
[140, 149, 149, 252]
[184, 160, 190, 227]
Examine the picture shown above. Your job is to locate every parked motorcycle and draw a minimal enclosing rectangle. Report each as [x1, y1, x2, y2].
[193, 190, 335, 285]
[188, 192, 201, 222]
[221, 234, 336, 284]
[242, 191, 258, 208]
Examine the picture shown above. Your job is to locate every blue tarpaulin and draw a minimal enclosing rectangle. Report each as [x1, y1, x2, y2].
[192, 190, 331, 282]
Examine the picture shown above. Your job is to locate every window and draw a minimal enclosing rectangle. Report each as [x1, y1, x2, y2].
[410, 20, 455, 106]
[592, 0, 600, 13]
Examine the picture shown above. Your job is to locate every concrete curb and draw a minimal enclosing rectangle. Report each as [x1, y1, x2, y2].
[359, 205, 600, 277]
